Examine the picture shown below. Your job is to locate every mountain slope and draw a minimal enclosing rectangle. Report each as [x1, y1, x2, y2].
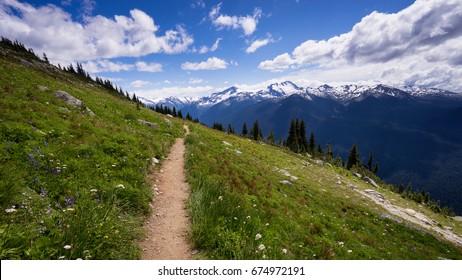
[149, 83, 462, 214]
[0, 43, 184, 259]
[185, 124, 462, 259]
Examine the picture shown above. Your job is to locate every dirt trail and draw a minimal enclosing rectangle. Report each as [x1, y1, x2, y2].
[140, 125, 192, 259]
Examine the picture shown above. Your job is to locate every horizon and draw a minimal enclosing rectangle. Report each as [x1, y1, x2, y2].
[1, 0, 461, 99]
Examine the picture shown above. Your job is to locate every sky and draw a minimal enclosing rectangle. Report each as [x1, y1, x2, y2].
[1, 0, 462, 100]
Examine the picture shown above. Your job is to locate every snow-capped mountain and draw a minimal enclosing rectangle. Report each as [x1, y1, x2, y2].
[142, 81, 461, 110]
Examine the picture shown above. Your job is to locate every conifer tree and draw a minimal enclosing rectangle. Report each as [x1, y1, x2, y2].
[346, 144, 360, 169]
[299, 120, 308, 152]
[317, 144, 323, 156]
[308, 132, 316, 156]
[267, 129, 275, 144]
[250, 120, 261, 141]
[325, 143, 334, 160]
[367, 152, 374, 171]
[241, 123, 248, 137]
[286, 119, 299, 152]
[374, 163, 380, 174]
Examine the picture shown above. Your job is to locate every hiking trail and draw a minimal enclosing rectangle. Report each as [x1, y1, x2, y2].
[140, 125, 192, 260]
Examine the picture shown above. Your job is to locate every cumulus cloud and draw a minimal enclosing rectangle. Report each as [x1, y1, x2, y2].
[189, 78, 207, 84]
[131, 80, 149, 88]
[181, 57, 228, 71]
[135, 61, 162, 72]
[0, 0, 194, 63]
[258, 0, 462, 91]
[246, 34, 276, 53]
[209, 3, 262, 35]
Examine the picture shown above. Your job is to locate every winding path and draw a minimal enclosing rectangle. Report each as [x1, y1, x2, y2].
[140, 125, 192, 259]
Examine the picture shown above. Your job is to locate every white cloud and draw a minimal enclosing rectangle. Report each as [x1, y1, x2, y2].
[82, 60, 134, 73]
[258, 0, 462, 91]
[189, 78, 207, 84]
[246, 34, 275, 53]
[197, 38, 222, 54]
[209, 3, 262, 36]
[135, 61, 162, 72]
[181, 57, 228, 71]
[131, 80, 149, 88]
[191, 0, 205, 9]
[135, 86, 216, 99]
[0, 0, 194, 63]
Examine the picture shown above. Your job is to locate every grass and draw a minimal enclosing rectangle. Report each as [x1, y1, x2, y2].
[0, 49, 183, 259]
[185, 123, 462, 259]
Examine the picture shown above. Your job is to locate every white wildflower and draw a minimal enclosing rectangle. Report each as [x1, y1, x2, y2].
[5, 208, 17, 213]
[258, 244, 265, 251]
[282, 248, 287, 254]
[64, 245, 72, 250]
[347, 250, 353, 253]
[246, 216, 251, 219]
[116, 184, 125, 189]
[58, 256, 65, 260]
[338, 241, 344, 247]
[218, 196, 223, 201]
[255, 233, 262, 240]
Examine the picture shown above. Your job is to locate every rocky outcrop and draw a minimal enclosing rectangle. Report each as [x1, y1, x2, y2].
[55, 90, 95, 116]
[138, 119, 159, 130]
[362, 176, 379, 188]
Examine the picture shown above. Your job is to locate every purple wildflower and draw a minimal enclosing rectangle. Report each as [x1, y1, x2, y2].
[40, 188, 47, 197]
[27, 153, 40, 169]
[64, 196, 75, 208]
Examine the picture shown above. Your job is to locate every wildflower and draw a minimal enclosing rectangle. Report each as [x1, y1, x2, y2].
[58, 256, 65, 260]
[347, 250, 353, 253]
[313, 254, 317, 257]
[40, 188, 47, 197]
[5, 208, 17, 213]
[64, 196, 75, 207]
[246, 216, 251, 219]
[282, 248, 287, 254]
[116, 184, 125, 189]
[255, 233, 262, 240]
[265, 223, 269, 226]
[263, 254, 267, 259]
[63, 245, 71, 250]
[104, 235, 109, 239]
[338, 241, 344, 247]
[90, 189, 98, 192]
[258, 244, 265, 251]
[218, 196, 223, 201]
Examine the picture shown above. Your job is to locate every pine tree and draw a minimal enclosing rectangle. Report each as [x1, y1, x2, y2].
[367, 152, 374, 171]
[186, 112, 192, 121]
[317, 144, 323, 156]
[251, 120, 260, 141]
[178, 110, 183, 119]
[286, 120, 299, 152]
[308, 132, 316, 156]
[325, 143, 333, 160]
[299, 120, 308, 152]
[346, 144, 360, 169]
[267, 129, 275, 144]
[241, 123, 248, 137]
[373, 163, 380, 174]
[227, 124, 234, 134]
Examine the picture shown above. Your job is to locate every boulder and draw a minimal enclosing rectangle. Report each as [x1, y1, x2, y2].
[364, 189, 385, 200]
[55, 90, 95, 116]
[362, 176, 379, 188]
[279, 180, 293, 186]
[138, 119, 159, 130]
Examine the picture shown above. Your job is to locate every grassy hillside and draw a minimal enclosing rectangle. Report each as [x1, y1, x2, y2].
[185, 124, 462, 259]
[0, 46, 183, 259]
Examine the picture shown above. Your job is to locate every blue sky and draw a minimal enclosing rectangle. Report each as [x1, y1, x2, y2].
[1, 0, 461, 99]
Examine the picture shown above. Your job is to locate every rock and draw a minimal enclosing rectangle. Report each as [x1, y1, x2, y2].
[315, 160, 324, 165]
[138, 120, 159, 130]
[453, 216, 462, 222]
[55, 90, 95, 116]
[163, 118, 172, 126]
[348, 183, 358, 189]
[38, 85, 48, 91]
[336, 180, 342, 185]
[166, 114, 173, 118]
[364, 189, 385, 200]
[279, 180, 293, 186]
[362, 176, 379, 188]
[152, 157, 159, 164]
[325, 163, 333, 168]
[235, 150, 242, 155]
[223, 141, 232, 146]
[353, 173, 362, 179]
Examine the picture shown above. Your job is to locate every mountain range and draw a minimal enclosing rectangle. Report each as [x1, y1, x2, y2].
[144, 82, 462, 214]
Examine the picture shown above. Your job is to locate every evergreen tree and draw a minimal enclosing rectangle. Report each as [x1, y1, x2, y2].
[317, 144, 323, 156]
[299, 120, 308, 152]
[325, 143, 334, 160]
[286, 120, 299, 152]
[346, 144, 360, 169]
[374, 163, 380, 174]
[42, 52, 49, 63]
[308, 132, 316, 156]
[241, 123, 248, 137]
[267, 129, 275, 144]
[185, 112, 192, 121]
[227, 124, 234, 134]
[251, 120, 260, 141]
[177, 110, 183, 119]
[367, 152, 374, 171]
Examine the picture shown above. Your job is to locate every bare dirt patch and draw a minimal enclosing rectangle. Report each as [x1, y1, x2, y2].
[140, 125, 192, 259]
